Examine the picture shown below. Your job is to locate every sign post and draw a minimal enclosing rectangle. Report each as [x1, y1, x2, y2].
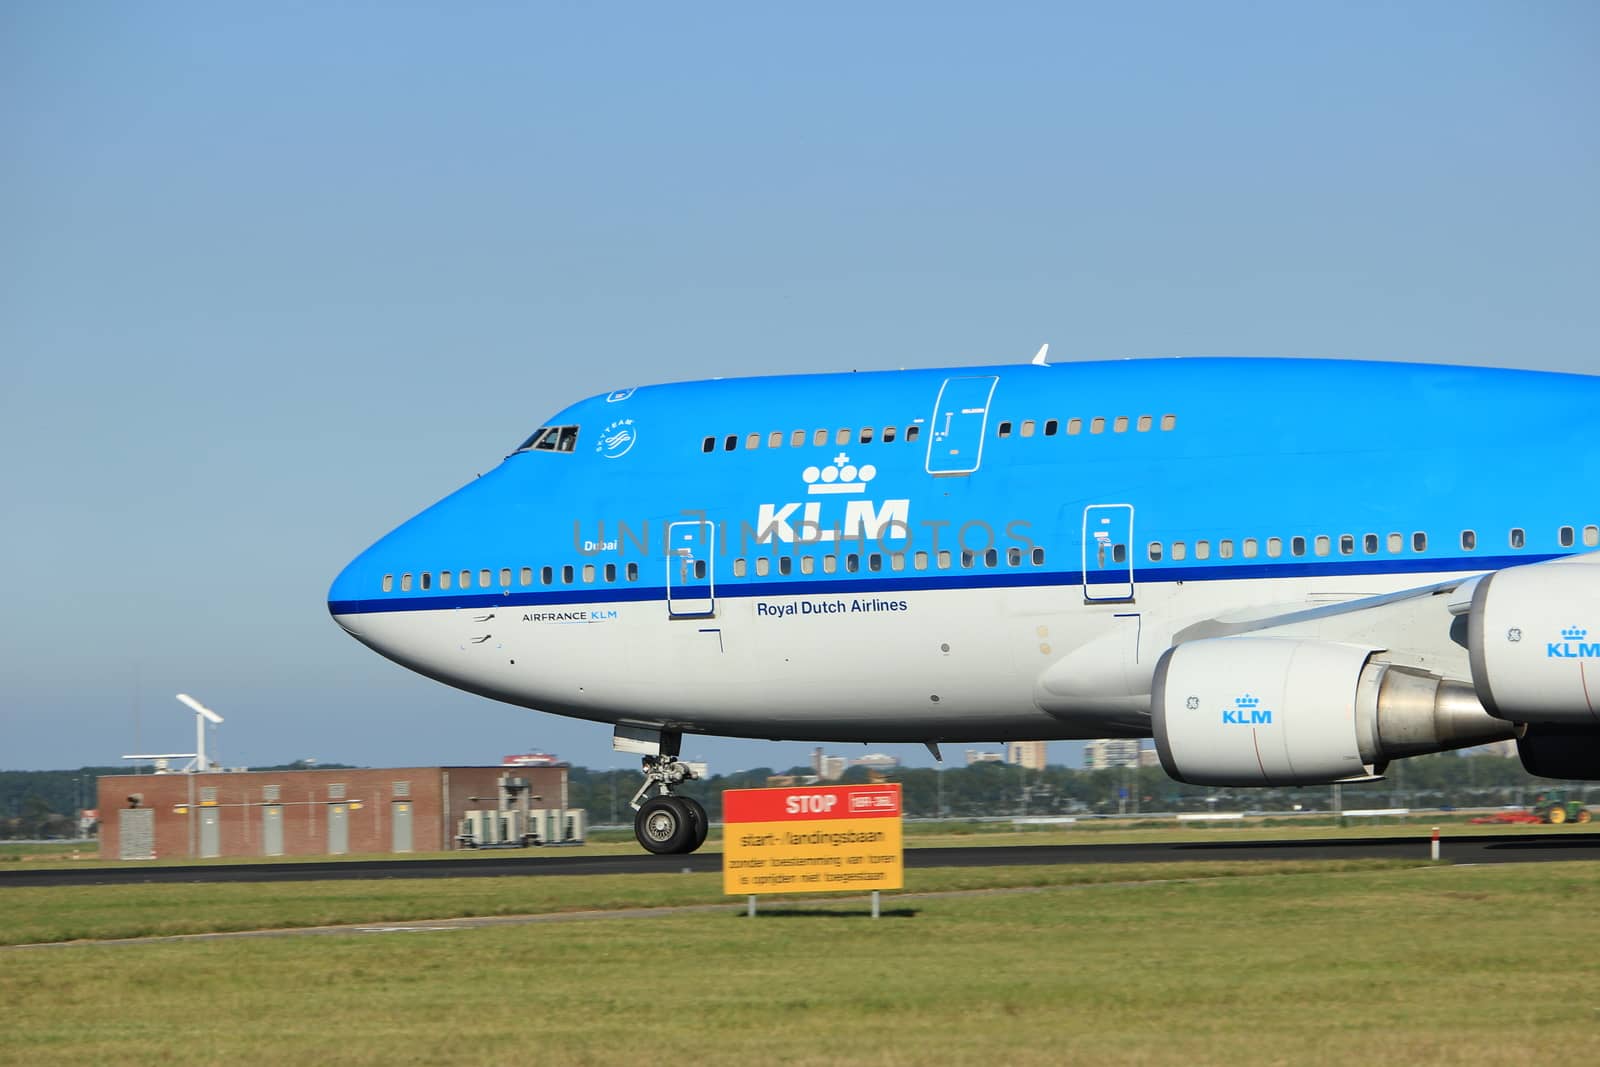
[723, 784, 903, 915]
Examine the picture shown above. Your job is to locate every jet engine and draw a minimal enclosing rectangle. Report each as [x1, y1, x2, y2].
[1152, 638, 1518, 786]
[1467, 559, 1600, 726]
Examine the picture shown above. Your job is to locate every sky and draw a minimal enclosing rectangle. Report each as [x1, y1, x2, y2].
[3, 3, 1598, 776]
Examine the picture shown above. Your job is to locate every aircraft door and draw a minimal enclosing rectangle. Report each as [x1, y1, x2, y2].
[1083, 504, 1135, 601]
[926, 376, 999, 475]
[666, 520, 716, 618]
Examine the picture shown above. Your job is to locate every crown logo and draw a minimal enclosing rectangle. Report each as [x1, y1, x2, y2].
[804, 453, 878, 495]
[1235, 694, 1260, 709]
[1562, 626, 1588, 641]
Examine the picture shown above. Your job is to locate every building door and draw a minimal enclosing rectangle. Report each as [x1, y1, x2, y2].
[119, 808, 155, 860]
[926, 376, 999, 475]
[327, 803, 349, 855]
[199, 807, 221, 858]
[1083, 503, 1136, 601]
[262, 805, 284, 856]
[391, 802, 413, 853]
[666, 520, 715, 617]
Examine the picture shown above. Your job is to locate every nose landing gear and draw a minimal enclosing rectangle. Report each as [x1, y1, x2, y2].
[618, 726, 708, 855]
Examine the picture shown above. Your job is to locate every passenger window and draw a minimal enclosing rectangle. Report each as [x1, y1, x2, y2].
[997, 421, 1012, 438]
[745, 433, 760, 450]
[400, 573, 412, 591]
[1363, 534, 1378, 554]
[1461, 530, 1476, 551]
[604, 563, 616, 582]
[480, 569, 491, 588]
[1148, 542, 1163, 562]
[778, 557, 792, 576]
[1586, 526, 1599, 547]
[1137, 415, 1152, 432]
[937, 550, 952, 569]
[755, 558, 770, 577]
[519, 568, 531, 587]
[1290, 537, 1305, 557]
[693, 560, 707, 580]
[1339, 535, 1354, 556]
[1508, 527, 1525, 548]
[626, 562, 639, 581]
[822, 555, 837, 574]
[439, 570, 453, 590]
[960, 550, 975, 568]
[1388, 533, 1402, 553]
[1113, 416, 1129, 433]
[883, 426, 897, 443]
[1195, 541, 1210, 560]
[1412, 532, 1427, 552]
[541, 566, 553, 585]
[500, 568, 511, 587]
[1112, 544, 1127, 563]
[1172, 542, 1188, 561]
[1161, 414, 1177, 431]
[836, 428, 851, 445]
[733, 559, 747, 578]
[906, 425, 921, 443]
[801, 556, 815, 575]
[1267, 537, 1282, 558]
[1031, 547, 1046, 565]
[1090, 417, 1106, 435]
[860, 427, 874, 444]
[724, 435, 737, 452]
[791, 430, 806, 447]
[984, 548, 998, 567]
[1007, 547, 1022, 566]
[1219, 540, 1234, 559]
[1560, 525, 1575, 548]
[891, 553, 905, 572]
[582, 565, 595, 583]
[1068, 418, 1083, 435]
[914, 551, 928, 571]
[844, 554, 859, 573]
[420, 572, 431, 590]
[1242, 538, 1258, 559]
[814, 429, 829, 446]
[768, 431, 783, 449]
[868, 553, 882, 572]
[382, 575, 394, 592]
[562, 565, 574, 584]
[1020, 420, 1035, 437]
[1315, 535, 1330, 557]
[1044, 419, 1058, 436]
[702, 437, 715, 454]
[460, 570, 471, 588]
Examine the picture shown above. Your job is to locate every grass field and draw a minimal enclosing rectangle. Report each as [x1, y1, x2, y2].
[4, 859, 1599, 1065]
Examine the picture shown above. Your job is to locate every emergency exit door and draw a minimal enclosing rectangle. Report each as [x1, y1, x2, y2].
[1083, 503, 1135, 601]
[926, 376, 998, 474]
[666, 520, 715, 618]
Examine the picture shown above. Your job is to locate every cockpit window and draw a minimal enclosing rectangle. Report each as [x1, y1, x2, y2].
[515, 425, 580, 453]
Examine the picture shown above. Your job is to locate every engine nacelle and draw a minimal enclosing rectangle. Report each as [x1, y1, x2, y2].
[1468, 558, 1600, 726]
[1152, 638, 1518, 786]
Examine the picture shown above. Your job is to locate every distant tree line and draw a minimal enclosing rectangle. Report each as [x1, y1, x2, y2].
[3, 753, 1590, 838]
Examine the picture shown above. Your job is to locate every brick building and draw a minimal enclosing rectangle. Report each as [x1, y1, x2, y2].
[97, 765, 570, 861]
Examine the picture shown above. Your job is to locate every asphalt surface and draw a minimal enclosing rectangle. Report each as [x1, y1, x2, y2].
[5, 832, 1598, 888]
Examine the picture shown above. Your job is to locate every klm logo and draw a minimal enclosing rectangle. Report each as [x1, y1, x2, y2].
[1547, 626, 1600, 659]
[1221, 694, 1273, 726]
[757, 453, 910, 543]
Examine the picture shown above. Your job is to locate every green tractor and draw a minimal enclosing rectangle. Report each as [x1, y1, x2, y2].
[1531, 793, 1593, 825]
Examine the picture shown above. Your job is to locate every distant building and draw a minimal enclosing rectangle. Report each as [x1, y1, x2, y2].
[503, 752, 567, 767]
[850, 753, 901, 771]
[1139, 748, 1161, 768]
[818, 756, 848, 781]
[965, 750, 1005, 765]
[1083, 739, 1142, 770]
[1006, 741, 1049, 771]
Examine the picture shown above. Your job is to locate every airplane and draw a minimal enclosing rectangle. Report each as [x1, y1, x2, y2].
[328, 353, 1600, 854]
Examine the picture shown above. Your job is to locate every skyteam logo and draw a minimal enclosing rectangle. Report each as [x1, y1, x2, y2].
[757, 453, 909, 543]
[596, 419, 637, 460]
[1222, 694, 1273, 726]
[1547, 626, 1600, 659]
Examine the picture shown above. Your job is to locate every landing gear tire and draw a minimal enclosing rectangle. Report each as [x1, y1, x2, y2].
[636, 796, 694, 855]
[681, 796, 710, 852]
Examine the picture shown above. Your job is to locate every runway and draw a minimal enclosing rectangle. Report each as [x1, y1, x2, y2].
[5, 832, 1598, 888]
